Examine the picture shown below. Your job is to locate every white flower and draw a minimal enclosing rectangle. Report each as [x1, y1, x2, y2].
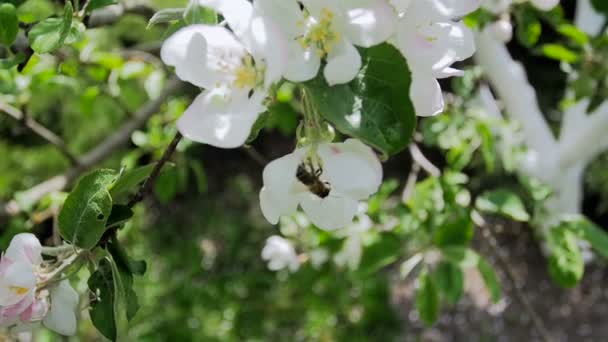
[0, 234, 79, 336]
[43, 280, 79, 336]
[393, 0, 479, 116]
[333, 204, 373, 270]
[256, 0, 397, 85]
[161, 0, 287, 148]
[0, 234, 41, 314]
[261, 236, 300, 272]
[259, 139, 382, 230]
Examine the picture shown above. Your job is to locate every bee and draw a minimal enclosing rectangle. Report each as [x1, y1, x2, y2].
[296, 160, 331, 198]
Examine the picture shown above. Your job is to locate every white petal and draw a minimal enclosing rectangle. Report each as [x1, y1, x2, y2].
[410, 72, 444, 117]
[177, 88, 267, 148]
[161, 25, 246, 88]
[324, 40, 362, 85]
[0, 261, 35, 306]
[343, 0, 397, 47]
[254, 0, 305, 39]
[198, 0, 253, 40]
[259, 188, 299, 224]
[43, 281, 79, 336]
[435, 67, 464, 78]
[397, 21, 475, 73]
[5, 233, 42, 266]
[530, 0, 559, 11]
[318, 139, 382, 200]
[300, 195, 359, 230]
[428, 0, 481, 18]
[20, 297, 48, 322]
[284, 43, 321, 82]
[244, 13, 288, 87]
[259, 150, 303, 224]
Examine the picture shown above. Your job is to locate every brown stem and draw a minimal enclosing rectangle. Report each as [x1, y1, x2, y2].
[0, 102, 80, 166]
[0, 78, 184, 219]
[127, 132, 183, 208]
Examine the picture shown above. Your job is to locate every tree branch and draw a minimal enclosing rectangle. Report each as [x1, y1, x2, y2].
[0, 78, 184, 219]
[408, 143, 440, 177]
[127, 132, 182, 208]
[559, 101, 608, 168]
[474, 29, 557, 157]
[0, 102, 80, 166]
[86, 1, 155, 28]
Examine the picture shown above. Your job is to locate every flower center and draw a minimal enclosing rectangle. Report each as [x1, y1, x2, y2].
[233, 55, 263, 90]
[9, 286, 29, 295]
[298, 8, 342, 57]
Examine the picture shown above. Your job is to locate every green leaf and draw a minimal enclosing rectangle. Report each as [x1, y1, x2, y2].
[303, 43, 416, 157]
[434, 261, 464, 304]
[88, 258, 116, 341]
[28, 2, 73, 53]
[557, 24, 589, 46]
[477, 256, 501, 303]
[516, 9, 541, 48]
[109, 163, 172, 198]
[147, 8, 184, 27]
[547, 227, 583, 288]
[106, 236, 142, 320]
[85, 0, 117, 14]
[0, 3, 19, 46]
[105, 205, 134, 229]
[591, 0, 608, 15]
[0, 52, 25, 69]
[475, 189, 530, 221]
[434, 215, 474, 247]
[58, 169, 117, 249]
[441, 246, 480, 268]
[416, 271, 439, 326]
[540, 44, 580, 63]
[560, 215, 608, 259]
[357, 233, 402, 276]
[477, 121, 496, 173]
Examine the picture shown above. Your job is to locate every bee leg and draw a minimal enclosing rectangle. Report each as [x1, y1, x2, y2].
[315, 166, 323, 177]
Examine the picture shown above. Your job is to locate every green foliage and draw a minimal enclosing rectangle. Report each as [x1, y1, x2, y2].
[557, 215, 608, 259]
[28, 2, 73, 53]
[547, 227, 584, 288]
[434, 216, 474, 248]
[85, 0, 117, 13]
[434, 261, 464, 305]
[515, 7, 542, 47]
[357, 232, 402, 276]
[0, 3, 18, 46]
[88, 258, 117, 341]
[416, 271, 439, 326]
[540, 43, 580, 63]
[109, 163, 172, 199]
[591, 0, 608, 15]
[58, 169, 117, 249]
[304, 43, 416, 157]
[475, 189, 530, 222]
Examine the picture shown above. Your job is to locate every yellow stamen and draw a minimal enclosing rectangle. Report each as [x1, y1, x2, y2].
[9, 286, 29, 295]
[299, 8, 341, 58]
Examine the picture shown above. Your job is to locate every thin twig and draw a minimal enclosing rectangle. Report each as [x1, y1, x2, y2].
[0, 102, 80, 166]
[401, 162, 420, 204]
[0, 78, 184, 219]
[127, 132, 183, 208]
[473, 213, 554, 342]
[242, 146, 268, 166]
[409, 144, 440, 177]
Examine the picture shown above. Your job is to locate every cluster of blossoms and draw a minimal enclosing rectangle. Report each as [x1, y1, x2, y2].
[161, 0, 481, 231]
[261, 203, 393, 272]
[0, 234, 78, 336]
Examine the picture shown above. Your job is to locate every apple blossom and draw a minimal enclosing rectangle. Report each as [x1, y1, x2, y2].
[0, 234, 79, 336]
[259, 139, 382, 230]
[161, 0, 287, 148]
[256, 0, 397, 85]
[333, 204, 373, 270]
[261, 236, 300, 272]
[393, 0, 479, 116]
